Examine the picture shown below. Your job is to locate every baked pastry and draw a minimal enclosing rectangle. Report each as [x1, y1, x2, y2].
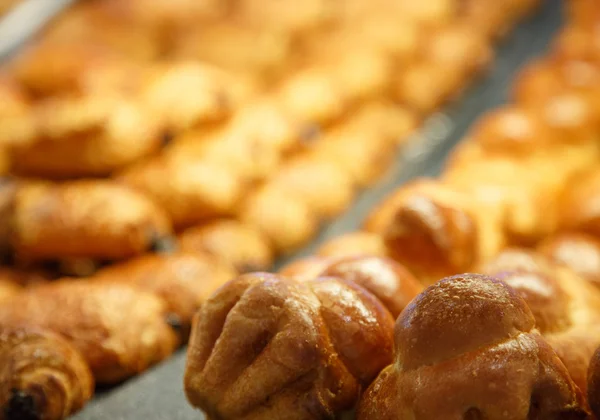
[369, 179, 503, 284]
[319, 255, 422, 318]
[316, 231, 387, 259]
[119, 155, 245, 229]
[278, 256, 338, 281]
[481, 248, 600, 394]
[94, 252, 237, 337]
[9, 93, 164, 178]
[587, 345, 600, 418]
[538, 233, 600, 289]
[239, 184, 318, 254]
[557, 168, 600, 236]
[0, 325, 94, 420]
[269, 156, 355, 219]
[11, 180, 172, 261]
[185, 272, 394, 419]
[0, 281, 178, 384]
[0, 279, 20, 303]
[357, 273, 589, 419]
[179, 220, 273, 273]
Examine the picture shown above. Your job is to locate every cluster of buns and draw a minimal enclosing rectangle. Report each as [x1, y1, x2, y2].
[183, 0, 600, 418]
[0, 1, 541, 418]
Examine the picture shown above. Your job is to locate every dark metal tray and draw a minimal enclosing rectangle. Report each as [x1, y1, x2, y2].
[66, 1, 561, 418]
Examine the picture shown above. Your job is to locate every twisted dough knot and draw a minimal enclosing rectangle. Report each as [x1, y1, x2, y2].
[184, 272, 394, 419]
[0, 326, 94, 420]
[358, 273, 588, 419]
[481, 249, 600, 394]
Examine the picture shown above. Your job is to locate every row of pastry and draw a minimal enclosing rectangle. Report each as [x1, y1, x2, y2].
[181, 1, 600, 418]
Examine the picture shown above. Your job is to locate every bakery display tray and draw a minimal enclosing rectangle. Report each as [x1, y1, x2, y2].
[71, 1, 563, 419]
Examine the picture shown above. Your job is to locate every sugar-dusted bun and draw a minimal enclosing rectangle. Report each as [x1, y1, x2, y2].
[358, 273, 588, 419]
[185, 273, 394, 419]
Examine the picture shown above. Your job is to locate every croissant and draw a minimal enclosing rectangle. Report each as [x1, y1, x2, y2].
[119, 155, 246, 229]
[0, 325, 94, 420]
[239, 184, 318, 254]
[94, 252, 237, 338]
[0, 281, 178, 384]
[538, 232, 600, 289]
[184, 272, 394, 419]
[179, 220, 274, 273]
[481, 248, 600, 394]
[357, 273, 589, 419]
[9, 93, 164, 178]
[316, 231, 387, 259]
[11, 180, 172, 261]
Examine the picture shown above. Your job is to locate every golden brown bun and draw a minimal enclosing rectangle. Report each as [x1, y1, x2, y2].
[120, 155, 245, 229]
[358, 273, 588, 419]
[588, 346, 600, 418]
[538, 233, 600, 288]
[0, 280, 20, 303]
[11, 180, 172, 261]
[94, 252, 237, 336]
[185, 272, 394, 419]
[179, 220, 274, 273]
[269, 156, 355, 219]
[481, 249, 600, 394]
[371, 179, 493, 284]
[0, 281, 178, 384]
[0, 325, 94, 420]
[558, 169, 600, 236]
[552, 24, 600, 64]
[316, 231, 387, 259]
[278, 256, 337, 281]
[239, 184, 318, 254]
[319, 256, 422, 318]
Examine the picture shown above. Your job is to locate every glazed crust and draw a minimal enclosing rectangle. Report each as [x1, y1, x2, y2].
[11, 181, 172, 261]
[538, 233, 600, 289]
[0, 326, 94, 420]
[481, 249, 600, 394]
[184, 273, 394, 419]
[0, 281, 178, 384]
[315, 231, 387, 259]
[179, 220, 274, 273]
[94, 252, 237, 336]
[357, 273, 588, 419]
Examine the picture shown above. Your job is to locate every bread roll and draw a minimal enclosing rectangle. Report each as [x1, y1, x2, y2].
[185, 272, 394, 419]
[358, 273, 588, 419]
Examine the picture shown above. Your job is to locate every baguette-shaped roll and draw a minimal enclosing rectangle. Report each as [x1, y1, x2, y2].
[94, 252, 237, 336]
[179, 220, 273, 273]
[0, 282, 178, 383]
[184, 273, 394, 419]
[11, 180, 172, 261]
[481, 249, 600, 394]
[9, 94, 164, 178]
[368, 179, 504, 284]
[120, 155, 245, 229]
[239, 184, 318, 254]
[538, 233, 600, 288]
[0, 326, 94, 420]
[358, 273, 588, 419]
[316, 231, 387, 259]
